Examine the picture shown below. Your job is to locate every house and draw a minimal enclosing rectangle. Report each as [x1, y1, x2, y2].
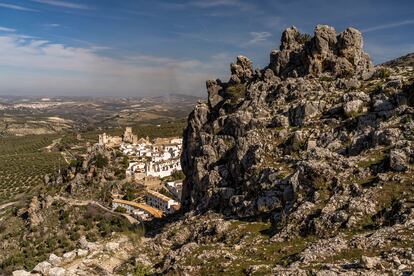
[145, 190, 180, 214]
[112, 199, 163, 220]
[145, 159, 181, 178]
[166, 181, 183, 201]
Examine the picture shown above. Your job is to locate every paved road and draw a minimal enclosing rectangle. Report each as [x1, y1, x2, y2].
[54, 196, 139, 224]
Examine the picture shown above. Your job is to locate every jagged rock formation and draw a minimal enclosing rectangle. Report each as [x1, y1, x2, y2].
[181, 24, 414, 242]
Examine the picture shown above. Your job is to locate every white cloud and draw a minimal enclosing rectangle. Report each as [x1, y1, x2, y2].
[43, 23, 61, 28]
[191, 0, 241, 8]
[31, 0, 90, 10]
[0, 2, 37, 12]
[0, 26, 15, 32]
[163, 0, 253, 11]
[247, 32, 272, 44]
[362, 19, 414, 33]
[0, 35, 230, 96]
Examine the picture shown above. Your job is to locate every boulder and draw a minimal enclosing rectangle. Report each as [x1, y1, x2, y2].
[289, 102, 320, 126]
[49, 253, 62, 266]
[360, 256, 381, 269]
[343, 99, 364, 117]
[206, 79, 224, 109]
[230, 56, 253, 83]
[33, 261, 52, 274]
[77, 248, 89, 257]
[12, 271, 31, 276]
[105, 242, 120, 252]
[62, 251, 76, 261]
[48, 267, 66, 276]
[390, 149, 408, 172]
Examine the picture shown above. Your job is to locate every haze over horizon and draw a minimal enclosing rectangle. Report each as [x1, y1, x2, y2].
[0, 0, 413, 97]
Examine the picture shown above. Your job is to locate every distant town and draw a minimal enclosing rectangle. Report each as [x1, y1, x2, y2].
[97, 127, 183, 222]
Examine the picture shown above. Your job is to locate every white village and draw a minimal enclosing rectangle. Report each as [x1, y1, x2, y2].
[97, 127, 183, 222]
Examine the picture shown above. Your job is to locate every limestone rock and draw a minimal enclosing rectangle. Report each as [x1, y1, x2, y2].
[49, 253, 62, 266]
[77, 248, 89, 257]
[62, 251, 76, 261]
[360, 256, 381, 269]
[48, 267, 66, 276]
[343, 100, 364, 117]
[230, 56, 253, 83]
[12, 270, 31, 276]
[105, 242, 120, 252]
[390, 149, 408, 172]
[33, 261, 52, 274]
[269, 25, 373, 79]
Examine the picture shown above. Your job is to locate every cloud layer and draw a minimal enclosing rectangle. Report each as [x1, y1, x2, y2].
[31, 0, 90, 10]
[0, 35, 230, 96]
[0, 2, 37, 12]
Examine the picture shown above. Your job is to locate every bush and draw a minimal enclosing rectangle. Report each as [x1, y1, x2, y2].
[133, 263, 152, 276]
[122, 182, 138, 201]
[86, 231, 99, 242]
[95, 153, 108, 169]
[377, 68, 391, 79]
[158, 187, 174, 199]
[225, 84, 246, 104]
[115, 206, 127, 213]
[122, 156, 129, 168]
[115, 168, 126, 179]
[171, 170, 185, 181]
[69, 231, 81, 241]
[296, 32, 311, 44]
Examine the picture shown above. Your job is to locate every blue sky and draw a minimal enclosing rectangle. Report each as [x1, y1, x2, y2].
[0, 0, 413, 97]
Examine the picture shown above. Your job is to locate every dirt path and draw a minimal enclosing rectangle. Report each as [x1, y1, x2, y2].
[0, 201, 17, 211]
[44, 138, 62, 152]
[53, 196, 139, 224]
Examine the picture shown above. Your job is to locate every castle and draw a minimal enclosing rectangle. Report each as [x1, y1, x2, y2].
[98, 127, 140, 147]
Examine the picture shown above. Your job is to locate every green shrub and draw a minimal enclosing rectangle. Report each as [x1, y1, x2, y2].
[319, 76, 334, 82]
[295, 32, 311, 44]
[225, 84, 246, 104]
[133, 263, 152, 276]
[171, 170, 185, 180]
[69, 231, 81, 241]
[86, 231, 99, 242]
[115, 206, 127, 213]
[377, 68, 391, 79]
[95, 153, 108, 168]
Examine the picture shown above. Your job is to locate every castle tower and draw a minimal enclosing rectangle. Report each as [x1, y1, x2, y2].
[98, 133, 107, 145]
[123, 127, 134, 143]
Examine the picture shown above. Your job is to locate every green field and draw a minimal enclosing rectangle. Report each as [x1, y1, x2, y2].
[0, 135, 64, 204]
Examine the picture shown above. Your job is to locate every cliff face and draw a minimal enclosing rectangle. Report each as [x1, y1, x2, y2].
[181, 25, 414, 238]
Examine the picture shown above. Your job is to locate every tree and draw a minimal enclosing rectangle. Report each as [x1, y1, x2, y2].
[95, 153, 108, 168]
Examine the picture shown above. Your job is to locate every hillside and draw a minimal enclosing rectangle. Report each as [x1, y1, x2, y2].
[8, 25, 414, 275]
[382, 53, 414, 68]
[180, 25, 414, 274]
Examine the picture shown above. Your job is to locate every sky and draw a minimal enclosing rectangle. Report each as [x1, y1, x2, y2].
[0, 0, 413, 97]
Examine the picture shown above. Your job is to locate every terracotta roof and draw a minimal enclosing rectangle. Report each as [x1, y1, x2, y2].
[113, 199, 163, 218]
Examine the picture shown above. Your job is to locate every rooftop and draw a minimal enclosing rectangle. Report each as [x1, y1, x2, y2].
[113, 199, 163, 218]
[146, 190, 175, 203]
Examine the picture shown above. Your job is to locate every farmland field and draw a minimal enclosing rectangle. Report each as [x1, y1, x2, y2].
[0, 135, 64, 204]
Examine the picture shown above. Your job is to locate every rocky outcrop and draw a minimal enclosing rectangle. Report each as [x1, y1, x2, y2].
[181, 24, 414, 241]
[269, 25, 373, 79]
